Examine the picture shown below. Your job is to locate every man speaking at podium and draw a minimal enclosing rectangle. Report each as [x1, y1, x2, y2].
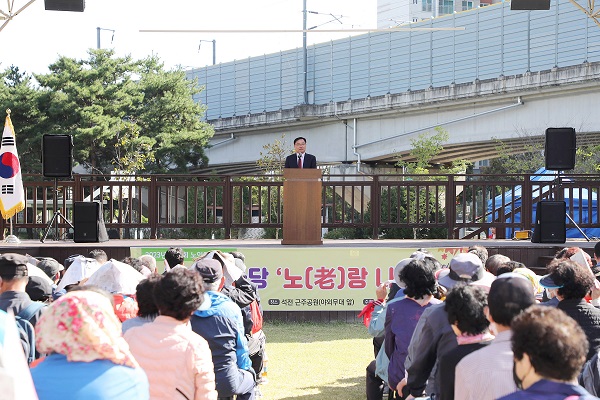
[284, 137, 317, 168]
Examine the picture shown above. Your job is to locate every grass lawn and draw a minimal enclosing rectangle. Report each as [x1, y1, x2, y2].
[258, 321, 373, 400]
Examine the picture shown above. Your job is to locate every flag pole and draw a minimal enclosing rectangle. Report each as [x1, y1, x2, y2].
[5, 217, 19, 243]
[2, 109, 23, 244]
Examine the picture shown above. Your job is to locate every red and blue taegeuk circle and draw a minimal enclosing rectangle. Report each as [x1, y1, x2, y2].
[0, 152, 20, 179]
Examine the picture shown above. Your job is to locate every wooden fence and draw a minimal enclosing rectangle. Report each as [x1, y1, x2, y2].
[3, 172, 598, 241]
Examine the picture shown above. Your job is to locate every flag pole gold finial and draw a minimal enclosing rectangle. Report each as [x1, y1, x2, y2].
[5, 109, 10, 116]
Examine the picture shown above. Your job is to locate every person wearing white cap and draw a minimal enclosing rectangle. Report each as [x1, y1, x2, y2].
[437, 253, 496, 293]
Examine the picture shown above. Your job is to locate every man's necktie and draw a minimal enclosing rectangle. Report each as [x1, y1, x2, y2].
[297, 155, 302, 169]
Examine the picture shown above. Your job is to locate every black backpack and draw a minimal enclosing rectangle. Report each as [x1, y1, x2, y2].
[15, 302, 45, 364]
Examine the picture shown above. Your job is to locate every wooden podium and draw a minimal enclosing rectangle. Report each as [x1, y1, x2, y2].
[281, 169, 323, 245]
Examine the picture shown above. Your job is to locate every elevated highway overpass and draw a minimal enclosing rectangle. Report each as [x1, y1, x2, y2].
[186, 0, 600, 174]
[203, 62, 600, 173]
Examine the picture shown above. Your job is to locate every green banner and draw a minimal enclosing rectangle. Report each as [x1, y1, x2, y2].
[130, 246, 467, 311]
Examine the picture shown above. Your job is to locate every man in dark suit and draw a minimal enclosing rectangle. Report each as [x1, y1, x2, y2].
[284, 136, 317, 168]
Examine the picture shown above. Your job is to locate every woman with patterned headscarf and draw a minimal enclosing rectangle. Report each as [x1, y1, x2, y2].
[30, 290, 149, 400]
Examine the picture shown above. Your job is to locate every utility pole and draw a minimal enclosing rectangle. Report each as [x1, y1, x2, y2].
[97, 27, 115, 49]
[199, 39, 217, 65]
[303, 0, 308, 104]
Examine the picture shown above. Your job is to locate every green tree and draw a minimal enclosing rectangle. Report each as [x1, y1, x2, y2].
[136, 56, 213, 173]
[255, 134, 292, 238]
[0, 66, 46, 174]
[483, 133, 545, 175]
[483, 131, 600, 175]
[256, 133, 291, 175]
[388, 127, 467, 239]
[112, 118, 155, 174]
[28, 49, 212, 174]
[396, 126, 470, 174]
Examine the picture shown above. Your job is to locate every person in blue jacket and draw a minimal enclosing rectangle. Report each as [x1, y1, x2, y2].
[190, 258, 256, 400]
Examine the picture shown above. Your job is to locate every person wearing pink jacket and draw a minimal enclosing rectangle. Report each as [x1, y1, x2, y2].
[125, 269, 217, 400]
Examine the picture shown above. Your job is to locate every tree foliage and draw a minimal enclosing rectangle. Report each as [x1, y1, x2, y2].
[0, 49, 213, 174]
[483, 130, 600, 174]
[256, 133, 292, 176]
[396, 126, 471, 174]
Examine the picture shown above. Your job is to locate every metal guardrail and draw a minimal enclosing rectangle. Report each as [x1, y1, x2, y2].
[3, 173, 598, 240]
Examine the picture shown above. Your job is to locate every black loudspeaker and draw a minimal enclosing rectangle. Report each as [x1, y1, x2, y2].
[42, 134, 73, 178]
[545, 127, 576, 171]
[73, 202, 109, 243]
[531, 201, 566, 243]
[44, 0, 85, 12]
[510, 0, 550, 9]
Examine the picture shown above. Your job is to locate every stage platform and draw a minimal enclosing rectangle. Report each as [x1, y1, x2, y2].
[1, 237, 595, 273]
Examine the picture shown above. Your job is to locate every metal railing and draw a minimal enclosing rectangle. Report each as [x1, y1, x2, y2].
[4, 172, 598, 240]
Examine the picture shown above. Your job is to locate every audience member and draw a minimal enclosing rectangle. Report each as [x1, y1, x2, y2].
[439, 284, 493, 400]
[496, 260, 526, 277]
[190, 259, 256, 400]
[31, 290, 149, 399]
[485, 254, 511, 276]
[455, 273, 536, 399]
[437, 252, 495, 293]
[0, 253, 46, 362]
[124, 269, 218, 400]
[122, 256, 151, 277]
[364, 258, 408, 400]
[229, 252, 267, 382]
[594, 242, 600, 266]
[556, 246, 594, 268]
[37, 258, 64, 283]
[85, 259, 144, 322]
[56, 255, 102, 292]
[498, 306, 598, 400]
[164, 247, 186, 272]
[468, 245, 489, 266]
[122, 274, 161, 334]
[404, 252, 495, 399]
[581, 351, 600, 396]
[89, 249, 108, 265]
[0, 308, 38, 399]
[512, 267, 543, 300]
[385, 258, 442, 397]
[25, 276, 53, 303]
[540, 259, 600, 360]
[139, 254, 158, 274]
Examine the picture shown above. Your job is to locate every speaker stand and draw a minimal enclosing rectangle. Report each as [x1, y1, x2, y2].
[565, 213, 591, 242]
[554, 170, 591, 242]
[41, 179, 74, 243]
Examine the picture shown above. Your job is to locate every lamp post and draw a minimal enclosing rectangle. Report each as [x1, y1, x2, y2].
[198, 39, 216, 65]
[97, 27, 115, 49]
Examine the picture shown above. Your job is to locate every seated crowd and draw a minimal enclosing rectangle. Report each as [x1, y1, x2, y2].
[2, 242, 600, 399]
[0, 247, 266, 400]
[364, 242, 600, 400]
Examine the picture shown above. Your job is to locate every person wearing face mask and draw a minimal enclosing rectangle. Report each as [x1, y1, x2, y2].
[498, 305, 598, 400]
[539, 259, 600, 361]
[454, 273, 536, 400]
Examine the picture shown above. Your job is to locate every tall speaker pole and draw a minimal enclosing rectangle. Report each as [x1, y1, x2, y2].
[41, 178, 74, 242]
[41, 134, 74, 242]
